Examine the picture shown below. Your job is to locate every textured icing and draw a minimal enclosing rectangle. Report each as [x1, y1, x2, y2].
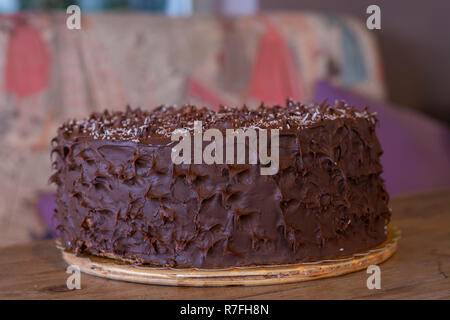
[57, 100, 377, 142]
[51, 100, 390, 268]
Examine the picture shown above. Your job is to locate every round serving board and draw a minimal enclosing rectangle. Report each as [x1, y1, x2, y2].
[59, 225, 400, 287]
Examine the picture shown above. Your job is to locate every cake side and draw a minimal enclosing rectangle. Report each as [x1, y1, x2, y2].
[51, 101, 391, 268]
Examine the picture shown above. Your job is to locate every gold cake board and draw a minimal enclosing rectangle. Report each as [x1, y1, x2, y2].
[59, 225, 400, 287]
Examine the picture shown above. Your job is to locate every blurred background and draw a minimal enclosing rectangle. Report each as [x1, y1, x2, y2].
[0, 0, 448, 245]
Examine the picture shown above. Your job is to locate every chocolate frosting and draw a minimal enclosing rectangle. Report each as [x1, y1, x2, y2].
[51, 100, 391, 268]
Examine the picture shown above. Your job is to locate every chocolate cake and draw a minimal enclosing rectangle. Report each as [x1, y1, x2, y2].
[51, 100, 391, 268]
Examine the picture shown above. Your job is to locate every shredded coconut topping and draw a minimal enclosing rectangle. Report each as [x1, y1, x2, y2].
[58, 100, 377, 142]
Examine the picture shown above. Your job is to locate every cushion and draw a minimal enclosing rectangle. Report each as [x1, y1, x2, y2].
[315, 80, 450, 195]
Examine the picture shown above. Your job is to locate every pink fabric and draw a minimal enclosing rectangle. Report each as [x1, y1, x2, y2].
[315, 80, 450, 195]
[246, 16, 303, 105]
[186, 77, 227, 110]
[4, 17, 50, 98]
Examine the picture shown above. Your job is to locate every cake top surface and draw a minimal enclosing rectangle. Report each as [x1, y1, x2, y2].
[58, 100, 377, 142]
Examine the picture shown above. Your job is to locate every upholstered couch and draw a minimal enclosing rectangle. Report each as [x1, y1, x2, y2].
[0, 12, 448, 244]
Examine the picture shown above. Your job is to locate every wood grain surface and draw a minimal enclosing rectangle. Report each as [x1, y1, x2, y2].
[0, 189, 449, 299]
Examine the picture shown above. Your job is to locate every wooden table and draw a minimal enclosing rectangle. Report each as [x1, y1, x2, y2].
[1, 189, 449, 300]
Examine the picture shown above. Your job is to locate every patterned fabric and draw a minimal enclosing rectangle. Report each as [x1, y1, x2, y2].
[0, 12, 386, 244]
[186, 13, 386, 108]
[5, 15, 50, 98]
